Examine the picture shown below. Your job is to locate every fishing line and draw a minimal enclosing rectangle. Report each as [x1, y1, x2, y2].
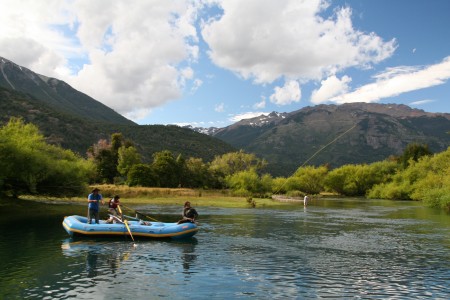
[274, 122, 357, 194]
[299, 123, 357, 168]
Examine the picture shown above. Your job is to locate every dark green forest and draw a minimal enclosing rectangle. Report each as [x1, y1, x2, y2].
[0, 87, 235, 162]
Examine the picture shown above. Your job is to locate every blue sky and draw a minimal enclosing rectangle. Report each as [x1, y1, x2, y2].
[1, 0, 449, 127]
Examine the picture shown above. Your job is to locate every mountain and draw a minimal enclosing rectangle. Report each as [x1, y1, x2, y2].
[213, 103, 450, 176]
[0, 57, 235, 161]
[2, 56, 449, 176]
[182, 125, 221, 135]
[0, 86, 108, 153]
[0, 56, 134, 125]
[0, 86, 236, 161]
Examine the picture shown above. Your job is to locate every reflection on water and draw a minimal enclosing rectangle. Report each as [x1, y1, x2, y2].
[0, 198, 449, 299]
[60, 237, 198, 277]
[179, 239, 198, 273]
[61, 239, 134, 277]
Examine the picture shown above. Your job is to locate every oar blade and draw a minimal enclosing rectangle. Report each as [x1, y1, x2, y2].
[123, 219, 136, 246]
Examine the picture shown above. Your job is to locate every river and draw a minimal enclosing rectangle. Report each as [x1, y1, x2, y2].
[0, 197, 448, 299]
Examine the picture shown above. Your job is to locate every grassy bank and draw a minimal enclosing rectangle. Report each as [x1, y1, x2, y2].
[19, 185, 289, 209]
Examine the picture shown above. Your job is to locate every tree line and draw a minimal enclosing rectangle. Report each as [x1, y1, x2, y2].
[1, 118, 448, 210]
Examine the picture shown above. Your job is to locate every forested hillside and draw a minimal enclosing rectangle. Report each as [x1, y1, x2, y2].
[0, 56, 134, 125]
[0, 87, 235, 162]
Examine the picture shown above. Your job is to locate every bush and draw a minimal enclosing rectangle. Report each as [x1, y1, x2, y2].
[0, 118, 93, 197]
[325, 161, 398, 196]
[292, 165, 328, 194]
[368, 147, 450, 206]
[410, 149, 450, 208]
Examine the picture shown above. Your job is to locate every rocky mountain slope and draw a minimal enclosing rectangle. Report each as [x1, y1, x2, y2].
[0, 56, 134, 125]
[213, 103, 450, 176]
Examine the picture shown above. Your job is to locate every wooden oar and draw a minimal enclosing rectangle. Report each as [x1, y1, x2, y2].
[121, 204, 159, 222]
[118, 205, 137, 247]
[124, 220, 135, 241]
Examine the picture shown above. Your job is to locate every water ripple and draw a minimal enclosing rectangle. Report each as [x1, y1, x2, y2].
[1, 200, 449, 299]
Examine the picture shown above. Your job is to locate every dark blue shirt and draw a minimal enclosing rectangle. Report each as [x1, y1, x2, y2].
[88, 193, 102, 211]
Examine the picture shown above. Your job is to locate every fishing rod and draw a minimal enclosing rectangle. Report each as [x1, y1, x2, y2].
[274, 122, 358, 194]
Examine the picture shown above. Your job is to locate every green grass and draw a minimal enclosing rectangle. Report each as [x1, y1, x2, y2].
[19, 185, 289, 209]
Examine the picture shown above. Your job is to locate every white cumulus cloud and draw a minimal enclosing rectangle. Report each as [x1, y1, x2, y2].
[270, 80, 301, 105]
[311, 75, 352, 104]
[0, 0, 202, 121]
[201, 0, 396, 84]
[330, 56, 450, 104]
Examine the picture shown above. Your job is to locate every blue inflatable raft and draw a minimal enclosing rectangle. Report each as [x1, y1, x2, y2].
[62, 215, 198, 240]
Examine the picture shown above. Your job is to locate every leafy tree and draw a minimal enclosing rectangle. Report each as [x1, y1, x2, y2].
[87, 133, 130, 183]
[399, 143, 432, 168]
[260, 173, 274, 195]
[111, 133, 125, 153]
[96, 148, 117, 183]
[0, 118, 93, 197]
[117, 146, 141, 177]
[175, 154, 188, 187]
[369, 147, 450, 207]
[292, 165, 328, 194]
[225, 169, 262, 196]
[272, 177, 288, 194]
[368, 164, 419, 200]
[152, 150, 180, 187]
[410, 148, 450, 208]
[127, 164, 157, 187]
[225, 169, 273, 196]
[209, 150, 267, 185]
[325, 160, 397, 196]
[323, 165, 350, 195]
[283, 176, 303, 192]
[184, 157, 211, 188]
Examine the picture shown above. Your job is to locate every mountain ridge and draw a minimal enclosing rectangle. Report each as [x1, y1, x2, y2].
[0, 56, 134, 125]
[211, 103, 450, 176]
[0, 57, 235, 162]
[1, 56, 448, 176]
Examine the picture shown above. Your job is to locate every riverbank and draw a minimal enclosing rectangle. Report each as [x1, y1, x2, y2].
[17, 185, 298, 209]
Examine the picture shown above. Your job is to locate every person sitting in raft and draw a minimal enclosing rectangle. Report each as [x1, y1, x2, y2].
[177, 201, 198, 224]
[106, 195, 122, 224]
[87, 188, 104, 224]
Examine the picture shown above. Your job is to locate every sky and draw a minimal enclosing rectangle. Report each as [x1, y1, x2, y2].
[1, 0, 449, 127]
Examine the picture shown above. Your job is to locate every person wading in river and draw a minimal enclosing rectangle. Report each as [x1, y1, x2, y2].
[304, 194, 309, 206]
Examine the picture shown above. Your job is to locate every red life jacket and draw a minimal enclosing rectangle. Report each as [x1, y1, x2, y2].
[109, 199, 119, 209]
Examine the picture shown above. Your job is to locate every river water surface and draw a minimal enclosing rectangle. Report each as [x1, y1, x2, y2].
[0, 198, 448, 299]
